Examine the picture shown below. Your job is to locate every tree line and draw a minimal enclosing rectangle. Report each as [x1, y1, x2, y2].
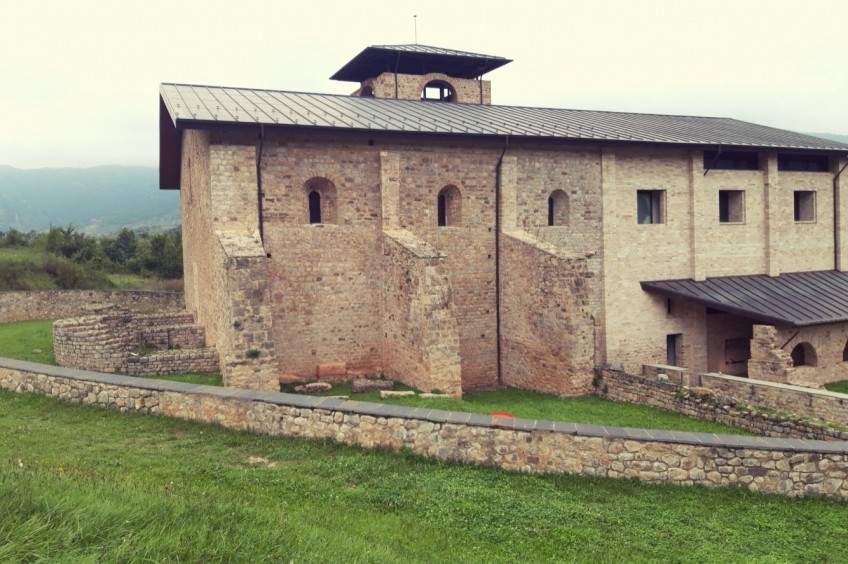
[0, 226, 182, 290]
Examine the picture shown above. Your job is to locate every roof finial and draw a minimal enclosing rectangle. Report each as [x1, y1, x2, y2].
[414, 15, 418, 44]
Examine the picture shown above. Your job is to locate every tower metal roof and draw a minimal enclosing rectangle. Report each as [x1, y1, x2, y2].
[330, 44, 512, 82]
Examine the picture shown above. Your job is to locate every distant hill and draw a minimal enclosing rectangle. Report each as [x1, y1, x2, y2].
[0, 165, 180, 234]
[808, 133, 848, 145]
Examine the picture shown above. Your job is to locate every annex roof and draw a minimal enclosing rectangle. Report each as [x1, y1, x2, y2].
[330, 44, 512, 82]
[641, 271, 848, 327]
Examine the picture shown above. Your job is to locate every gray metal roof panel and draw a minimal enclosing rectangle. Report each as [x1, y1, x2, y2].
[641, 271, 848, 327]
[330, 44, 512, 82]
[159, 84, 848, 152]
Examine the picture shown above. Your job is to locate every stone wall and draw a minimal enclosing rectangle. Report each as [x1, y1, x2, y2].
[749, 323, 848, 387]
[381, 230, 462, 396]
[53, 306, 219, 377]
[598, 368, 848, 441]
[0, 290, 184, 324]
[357, 72, 492, 104]
[2, 357, 847, 500]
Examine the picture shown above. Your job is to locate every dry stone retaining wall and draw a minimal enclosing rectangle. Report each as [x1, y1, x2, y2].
[1, 357, 846, 500]
[0, 290, 184, 324]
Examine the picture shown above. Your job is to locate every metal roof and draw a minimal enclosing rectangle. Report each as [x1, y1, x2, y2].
[159, 83, 848, 152]
[330, 44, 512, 82]
[641, 271, 848, 327]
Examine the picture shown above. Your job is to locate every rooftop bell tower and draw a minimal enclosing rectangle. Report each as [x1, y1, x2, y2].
[330, 44, 512, 105]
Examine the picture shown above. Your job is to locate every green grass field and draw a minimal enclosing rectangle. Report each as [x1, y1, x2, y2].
[0, 390, 844, 562]
[824, 380, 848, 394]
[1, 319, 745, 434]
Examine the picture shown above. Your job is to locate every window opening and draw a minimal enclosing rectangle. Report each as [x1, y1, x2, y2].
[843, 340, 848, 362]
[308, 191, 321, 224]
[437, 185, 461, 226]
[793, 191, 816, 222]
[719, 190, 745, 223]
[778, 154, 829, 172]
[421, 80, 455, 102]
[637, 190, 665, 224]
[666, 333, 682, 366]
[359, 86, 375, 98]
[790, 342, 817, 367]
[703, 151, 759, 171]
[547, 189, 569, 226]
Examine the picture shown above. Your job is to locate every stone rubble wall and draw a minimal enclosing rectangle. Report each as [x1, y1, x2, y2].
[381, 230, 462, 397]
[53, 307, 219, 377]
[1, 358, 846, 500]
[0, 290, 184, 324]
[602, 367, 848, 439]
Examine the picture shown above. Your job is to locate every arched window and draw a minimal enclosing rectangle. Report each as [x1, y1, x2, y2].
[548, 189, 569, 226]
[308, 191, 322, 224]
[790, 342, 817, 367]
[359, 86, 374, 98]
[421, 80, 455, 102]
[304, 177, 338, 224]
[842, 340, 848, 362]
[437, 185, 462, 227]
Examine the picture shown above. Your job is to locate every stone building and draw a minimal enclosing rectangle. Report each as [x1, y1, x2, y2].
[158, 44, 848, 394]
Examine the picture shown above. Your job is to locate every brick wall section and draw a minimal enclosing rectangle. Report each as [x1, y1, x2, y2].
[2, 358, 847, 500]
[598, 369, 848, 441]
[381, 230, 462, 396]
[0, 290, 184, 324]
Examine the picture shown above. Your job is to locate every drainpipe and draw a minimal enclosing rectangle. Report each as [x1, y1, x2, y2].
[256, 124, 265, 244]
[833, 156, 848, 270]
[495, 136, 509, 385]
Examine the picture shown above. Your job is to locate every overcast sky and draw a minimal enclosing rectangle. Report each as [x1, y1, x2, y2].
[1, 0, 846, 169]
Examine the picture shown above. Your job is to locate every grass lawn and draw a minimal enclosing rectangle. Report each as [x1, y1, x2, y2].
[0, 390, 844, 562]
[1, 319, 747, 434]
[824, 380, 848, 394]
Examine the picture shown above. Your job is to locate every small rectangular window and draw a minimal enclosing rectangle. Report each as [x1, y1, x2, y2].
[637, 190, 665, 224]
[793, 191, 816, 222]
[703, 151, 759, 171]
[779, 154, 829, 172]
[718, 190, 745, 223]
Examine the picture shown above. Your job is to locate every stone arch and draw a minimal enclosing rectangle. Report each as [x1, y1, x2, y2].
[359, 86, 375, 98]
[421, 80, 455, 102]
[548, 189, 569, 226]
[437, 185, 462, 227]
[304, 177, 338, 224]
[790, 342, 817, 367]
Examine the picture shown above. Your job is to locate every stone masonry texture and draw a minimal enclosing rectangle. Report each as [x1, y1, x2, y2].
[2, 358, 847, 500]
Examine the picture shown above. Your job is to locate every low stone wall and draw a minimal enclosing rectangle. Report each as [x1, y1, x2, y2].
[598, 369, 848, 441]
[0, 290, 184, 323]
[1, 357, 846, 500]
[640, 364, 848, 428]
[53, 306, 219, 377]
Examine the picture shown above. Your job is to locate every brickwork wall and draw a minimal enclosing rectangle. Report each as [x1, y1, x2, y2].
[598, 369, 848, 441]
[0, 290, 184, 324]
[381, 230, 462, 396]
[2, 360, 847, 500]
[750, 323, 848, 386]
[358, 72, 492, 104]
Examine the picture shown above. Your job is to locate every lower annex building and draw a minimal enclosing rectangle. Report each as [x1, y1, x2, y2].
[158, 44, 848, 396]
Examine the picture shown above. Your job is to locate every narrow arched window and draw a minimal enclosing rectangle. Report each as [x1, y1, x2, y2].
[842, 340, 848, 362]
[437, 185, 461, 227]
[548, 189, 569, 226]
[421, 80, 455, 102]
[304, 177, 338, 224]
[438, 194, 447, 226]
[308, 191, 322, 224]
